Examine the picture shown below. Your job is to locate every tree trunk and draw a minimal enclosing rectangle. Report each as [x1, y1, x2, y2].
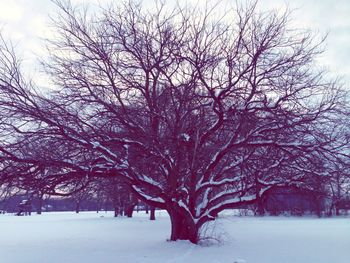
[335, 203, 340, 216]
[96, 201, 100, 213]
[36, 194, 43, 215]
[114, 207, 119, 217]
[168, 208, 198, 244]
[125, 204, 136, 217]
[150, 206, 156, 220]
[75, 201, 80, 213]
[256, 198, 265, 216]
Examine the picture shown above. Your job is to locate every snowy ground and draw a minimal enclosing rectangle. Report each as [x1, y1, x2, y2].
[0, 211, 349, 263]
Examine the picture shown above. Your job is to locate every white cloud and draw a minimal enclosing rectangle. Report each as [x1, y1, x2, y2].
[0, 0, 23, 22]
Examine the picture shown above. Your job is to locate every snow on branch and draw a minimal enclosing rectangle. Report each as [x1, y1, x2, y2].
[132, 185, 165, 205]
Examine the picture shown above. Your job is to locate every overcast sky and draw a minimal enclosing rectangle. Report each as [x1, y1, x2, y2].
[0, 0, 349, 88]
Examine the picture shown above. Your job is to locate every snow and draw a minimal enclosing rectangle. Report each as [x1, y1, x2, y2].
[132, 185, 165, 204]
[181, 133, 190, 142]
[0, 211, 349, 263]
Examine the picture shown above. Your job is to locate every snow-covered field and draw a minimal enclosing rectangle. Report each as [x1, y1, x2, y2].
[0, 211, 349, 263]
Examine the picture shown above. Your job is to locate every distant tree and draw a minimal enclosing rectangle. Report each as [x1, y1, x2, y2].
[70, 184, 94, 213]
[327, 158, 350, 215]
[0, 1, 348, 243]
[0, 133, 94, 214]
[102, 177, 138, 217]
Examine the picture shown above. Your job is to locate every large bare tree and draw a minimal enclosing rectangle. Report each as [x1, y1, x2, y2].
[0, 1, 347, 243]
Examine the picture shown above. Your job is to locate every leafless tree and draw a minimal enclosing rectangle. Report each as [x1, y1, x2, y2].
[0, 0, 348, 243]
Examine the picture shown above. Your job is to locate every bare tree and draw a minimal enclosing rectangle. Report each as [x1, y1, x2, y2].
[0, 1, 347, 243]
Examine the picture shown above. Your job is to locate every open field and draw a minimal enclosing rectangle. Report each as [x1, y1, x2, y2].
[0, 211, 349, 263]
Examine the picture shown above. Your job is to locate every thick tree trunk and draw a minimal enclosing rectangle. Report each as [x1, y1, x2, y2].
[168, 208, 199, 244]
